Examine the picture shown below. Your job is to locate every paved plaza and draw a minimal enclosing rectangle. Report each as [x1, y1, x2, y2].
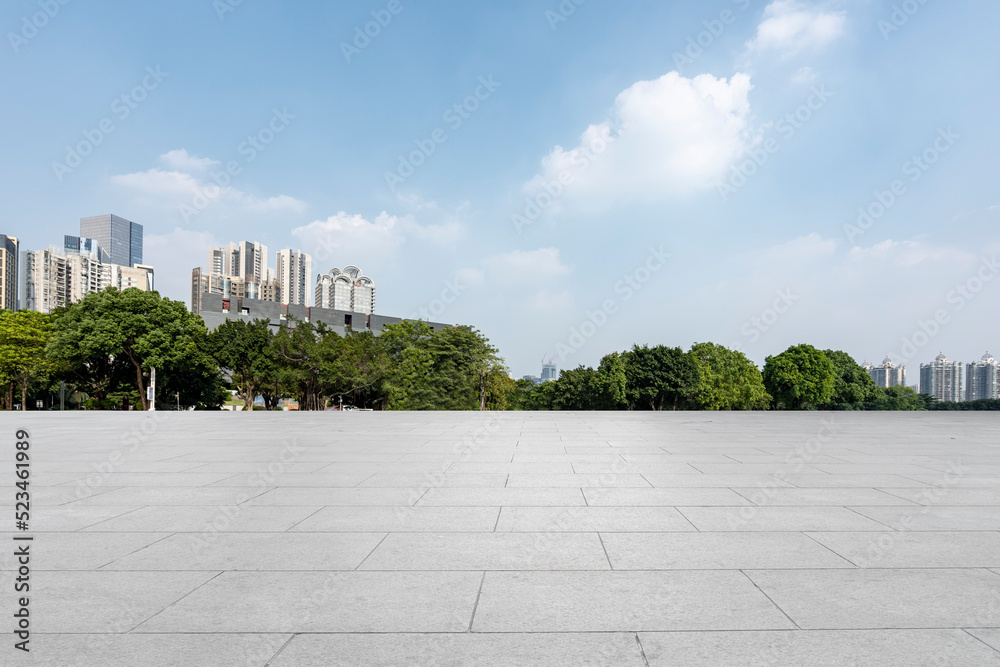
[3, 411, 1000, 666]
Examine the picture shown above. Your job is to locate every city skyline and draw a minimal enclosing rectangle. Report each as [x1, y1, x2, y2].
[1, 1, 997, 377]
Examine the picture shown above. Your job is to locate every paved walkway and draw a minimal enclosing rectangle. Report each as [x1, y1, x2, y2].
[3, 412, 1000, 665]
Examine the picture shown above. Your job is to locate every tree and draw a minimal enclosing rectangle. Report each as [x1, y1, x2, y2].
[208, 319, 275, 411]
[323, 330, 391, 409]
[869, 385, 927, 411]
[271, 318, 329, 411]
[762, 344, 837, 410]
[822, 350, 882, 409]
[0, 311, 53, 410]
[688, 342, 770, 411]
[48, 288, 222, 410]
[623, 344, 700, 411]
[594, 352, 628, 410]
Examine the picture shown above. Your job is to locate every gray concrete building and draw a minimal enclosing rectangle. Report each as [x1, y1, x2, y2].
[195, 292, 452, 336]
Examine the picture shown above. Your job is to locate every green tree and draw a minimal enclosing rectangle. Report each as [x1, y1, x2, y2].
[868, 385, 927, 411]
[48, 289, 222, 410]
[688, 342, 770, 411]
[762, 344, 837, 410]
[0, 311, 53, 410]
[823, 349, 882, 409]
[623, 344, 700, 411]
[208, 319, 275, 411]
[594, 352, 628, 410]
[271, 318, 329, 411]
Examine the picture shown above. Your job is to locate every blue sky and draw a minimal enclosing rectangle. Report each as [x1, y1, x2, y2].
[2, 0, 998, 378]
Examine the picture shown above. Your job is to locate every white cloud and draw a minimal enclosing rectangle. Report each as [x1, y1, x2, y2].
[522, 71, 755, 214]
[291, 211, 464, 269]
[746, 0, 847, 57]
[159, 149, 219, 172]
[110, 151, 307, 225]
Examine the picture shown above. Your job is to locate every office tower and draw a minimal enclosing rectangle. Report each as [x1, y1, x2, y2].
[0, 234, 18, 311]
[865, 356, 907, 388]
[79, 214, 143, 267]
[541, 361, 558, 383]
[315, 266, 376, 314]
[276, 249, 312, 307]
[22, 245, 154, 314]
[64, 236, 110, 263]
[966, 352, 1000, 401]
[919, 353, 964, 403]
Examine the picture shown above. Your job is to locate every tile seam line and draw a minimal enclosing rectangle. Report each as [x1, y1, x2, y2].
[125, 570, 226, 634]
[634, 632, 651, 667]
[353, 533, 390, 570]
[95, 531, 178, 570]
[284, 506, 326, 533]
[799, 531, 859, 568]
[739, 569, 801, 630]
[467, 571, 487, 632]
[962, 629, 1000, 656]
[263, 633, 299, 667]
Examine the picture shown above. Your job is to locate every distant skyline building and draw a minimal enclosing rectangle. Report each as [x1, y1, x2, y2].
[191, 267, 280, 314]
[315, 266, 375, 314]
[541, 361, 558, 383]
[0, 234, 19, 311]
[79, 214, 143, 267]
[919, 353, 964, 403]
[864, 357, 907, 388]
[966, 352, 999, 401]
[276, 249, 312, 307]
[22, 244, 154, 314]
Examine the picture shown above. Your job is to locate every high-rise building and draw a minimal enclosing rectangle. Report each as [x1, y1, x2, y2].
[21, 245, 154, 314]
[191, 268, 280, 313]
[0, 234, 19, 311]
[864, 356, 907, 388]
[276, 249, 312, 307]
[966, 352, 1000, 401]
[315, 266, 376, 314]
[541, 361, 558, 383]
[79, 214, 143, 267]
[229, 241, 268, 284]
[919, 353, 964, 403]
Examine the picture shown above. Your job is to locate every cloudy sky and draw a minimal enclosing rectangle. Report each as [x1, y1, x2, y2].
[3, 0, 998, 377]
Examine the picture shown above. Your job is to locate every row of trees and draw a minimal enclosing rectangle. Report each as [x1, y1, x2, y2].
[513, 343, 935, 411]
[0, 288, 510, 411]
[0, 287, 967, 412]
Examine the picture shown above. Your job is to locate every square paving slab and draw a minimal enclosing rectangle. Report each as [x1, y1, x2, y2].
[1, 411, 998, 665]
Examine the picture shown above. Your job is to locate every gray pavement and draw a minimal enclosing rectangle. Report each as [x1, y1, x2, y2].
[2, 411, 1000, 666]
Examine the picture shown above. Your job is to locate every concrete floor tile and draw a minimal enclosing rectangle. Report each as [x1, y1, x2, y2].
[271, 633, 646, 667]
[583, 488, 753, 506]
[417, 488, 587, 506]
[680, 506, 889, 531]
[18, 634, 289, 667]
[31, 571, 217, 633]
[495, 506, 697, 532]
[506, 473, 653, 488]
[136, 571, 483, 633]
[640, 630, 1000, 667]
[360, 532, 609, 570]
[601, 532, 854, 570]
[473, 571, 794, 632]
[746, 568, 1000, 629]
[242, 487, 418, 506]
[102, 532, 387, 570]
[0, 532, 171, 570]
[79, 505, 321, 532]
[806, 531, 1000, 568]
[850, 506, 1000, 531]
[730, 487, 917, 506]
[290, 506, 500, 532]
[359, 473, 508, 488]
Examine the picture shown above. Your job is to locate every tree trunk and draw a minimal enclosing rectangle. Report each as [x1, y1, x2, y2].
[132, 360, 148, 411]
[21, 380, 27, 411]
